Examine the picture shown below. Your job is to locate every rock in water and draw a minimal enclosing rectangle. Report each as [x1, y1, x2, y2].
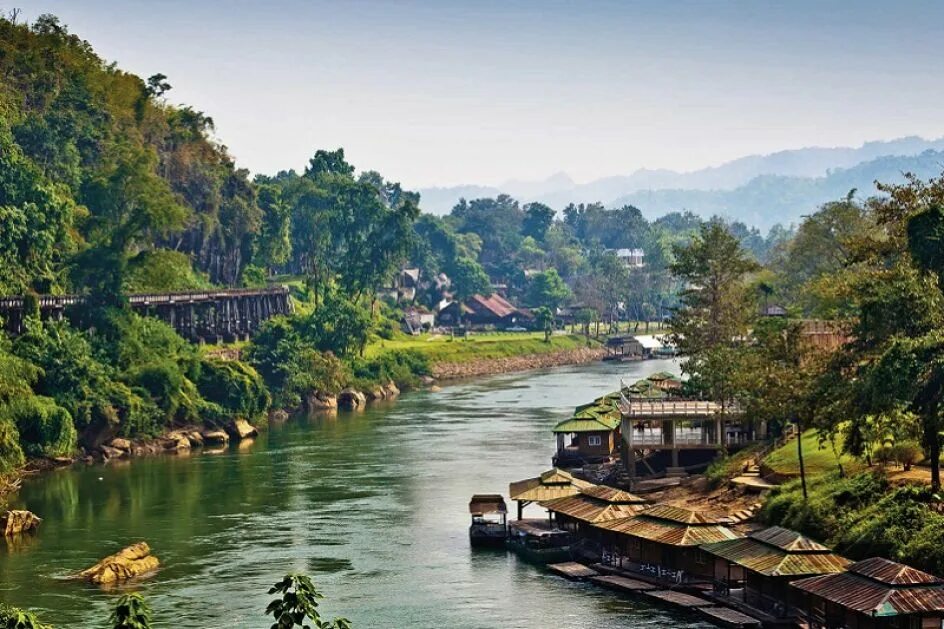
[383, 380, 400, 398]
[337, 388, 367, 410]
[1, 510, 42, 536]
[201, 429, 230, 445]
[78, 542, 160, 585]
[227, 418, 258, 440]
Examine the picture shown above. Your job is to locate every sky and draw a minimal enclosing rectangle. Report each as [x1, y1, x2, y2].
[14, 0, 944, 188]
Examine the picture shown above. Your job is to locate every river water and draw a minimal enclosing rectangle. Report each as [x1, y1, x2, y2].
[1, 359, 713, 628]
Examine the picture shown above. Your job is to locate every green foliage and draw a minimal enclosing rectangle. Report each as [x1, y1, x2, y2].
[109, 592, 152, 629]
[265, 574, 351, 629]
[7, 395, 76, 458]
[527, 269, 570, 310]
[196, 358, 270, 420]
[0, 605, 50, 629]
[124, 250, 212, 293]
[296, 290, 373, 358]
[349, 350, 430, 390]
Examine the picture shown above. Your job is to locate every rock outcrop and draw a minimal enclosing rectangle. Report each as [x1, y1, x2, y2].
[78, 542, 160, 585]
[1, 510, 42, 536]
[305, 392, 338, 411]
[201, 429, 230, 445]
[108, 438, 132, 452]
[227, 418, 258, 440]
[337, 388, 367, 410]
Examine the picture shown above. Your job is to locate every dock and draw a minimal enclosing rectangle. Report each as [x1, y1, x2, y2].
[588, 574, 656, 592]
[644, 589, 713, 608]
[547, 562, 598, 580]
[697, 606, 763, 628]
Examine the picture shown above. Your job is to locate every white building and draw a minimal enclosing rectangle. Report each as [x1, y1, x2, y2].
[613, 248, 645, 268]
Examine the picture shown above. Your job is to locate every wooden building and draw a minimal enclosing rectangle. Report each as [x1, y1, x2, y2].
[791, 557, 944, 629]
[553, 399, 622, 466]
[542, 485, 648, 538]
[508, 468, 594, 520]
[437, 293, 530, 329]
[701, 526, 850, 619]
[604, 335, 644, 361]
[618, 393, 761, 478]
[594, 505, 740, 582]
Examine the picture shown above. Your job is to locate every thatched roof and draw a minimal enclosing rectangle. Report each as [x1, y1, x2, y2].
[509, 468, 594, 502]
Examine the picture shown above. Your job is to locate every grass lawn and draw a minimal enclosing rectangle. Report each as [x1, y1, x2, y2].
[365, 331, 598, 363]
[763, 429, 864, 476]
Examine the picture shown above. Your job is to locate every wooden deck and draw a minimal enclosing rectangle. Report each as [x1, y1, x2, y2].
[697, 606, 763, 628]
[644, 589, 713, 608]
[588, 574, 656, 592]
[547, 562, 598, 580]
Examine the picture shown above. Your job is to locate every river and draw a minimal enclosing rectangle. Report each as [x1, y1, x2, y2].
[1, 359, 713, 628]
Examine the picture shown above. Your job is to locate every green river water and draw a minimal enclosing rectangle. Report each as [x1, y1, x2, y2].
[0, 359, 714, 628]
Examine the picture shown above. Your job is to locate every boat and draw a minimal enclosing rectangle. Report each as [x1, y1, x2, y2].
[469, 494, 508, 547]
[506, 519, 574, 564]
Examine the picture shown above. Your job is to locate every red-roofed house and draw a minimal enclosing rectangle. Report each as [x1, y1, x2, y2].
[437, 293, 531, 329]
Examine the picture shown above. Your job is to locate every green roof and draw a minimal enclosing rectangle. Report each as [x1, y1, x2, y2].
[554, 400, 621, 433]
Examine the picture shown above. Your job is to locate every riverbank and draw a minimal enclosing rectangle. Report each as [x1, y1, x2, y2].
[431, 346, 606, 380]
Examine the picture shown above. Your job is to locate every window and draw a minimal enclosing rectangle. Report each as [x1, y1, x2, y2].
[588, 435, 602, 447]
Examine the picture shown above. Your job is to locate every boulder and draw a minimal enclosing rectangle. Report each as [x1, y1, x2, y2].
[269, 408, 290, 424]
[419, 375, 436, 386]
[99, 445, 126, 461]
[1, 510, 42, 537]
[337, 388, 367, 411]
[226, 418, 258, 440]
[187, 431, 204, 447]
[383, 381, 400, 398]
[108, 438, 132, 452]
[429, 385, 442, 392]
[201, 429, 230, 445]
[365, 387, 385, 401]
[78, 542, 160, 585]
[167, 437, 191, 452]
[305, 392, 338, 411]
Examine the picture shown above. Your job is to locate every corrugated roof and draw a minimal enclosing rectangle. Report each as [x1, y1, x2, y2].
[467, 293, 518, 318]
[792, 558, 944, 617]
[579, 485, 648, 505]
[596, 514, 741, 547]
[553, 402, 621, 433]
[469, 494, 507, 515]
[542, 494, 647, 524]
[701, 527, 850, 577]
[639, 505, 731, 525]
[508, 468, 594, 502]
[749, 526, 831, 553]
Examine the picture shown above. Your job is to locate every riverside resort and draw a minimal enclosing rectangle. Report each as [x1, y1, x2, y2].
[3, 3, 944, 628]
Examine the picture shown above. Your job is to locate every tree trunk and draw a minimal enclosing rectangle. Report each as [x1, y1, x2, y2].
[797, 420, 808, 501]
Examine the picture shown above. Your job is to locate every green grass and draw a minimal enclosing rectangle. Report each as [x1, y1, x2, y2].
[764, 429, 863, 476]
[366, 331, 598, 363]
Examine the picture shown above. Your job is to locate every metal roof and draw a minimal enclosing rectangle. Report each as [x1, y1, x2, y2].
[542, 494, 647, 524]
[594, 506, 741, 547]
[508, 469, 594, 502]
[579, 485, 648, 505]
[553, 402, 621, 433]
[701, 527, 850, 577]
[791, 558, 944, 617]
[469, 494, 507, 515]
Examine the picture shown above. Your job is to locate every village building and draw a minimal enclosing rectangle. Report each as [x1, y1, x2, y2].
[791, 557, 944, 629]
[402, 306, 435, 334]
[613, 248, 646, 268]
[436, 293, 530, 329]
[618, 393, 762, 479]
[604, 335, 645, 361]
[508, 468, 594, 520]
[701, 526, 851, 620]
[552, 398, 622, 466]
[542, 485, 649, 538]
[594, 505, 740, 582]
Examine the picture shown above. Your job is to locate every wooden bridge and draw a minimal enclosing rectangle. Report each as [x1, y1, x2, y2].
[0, 287, 293, 342]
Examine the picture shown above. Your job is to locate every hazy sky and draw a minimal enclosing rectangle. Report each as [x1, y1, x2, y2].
[15, 1, 944, 188]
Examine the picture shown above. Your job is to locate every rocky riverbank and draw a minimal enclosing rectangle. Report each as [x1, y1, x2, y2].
[430, 346, 606, 380]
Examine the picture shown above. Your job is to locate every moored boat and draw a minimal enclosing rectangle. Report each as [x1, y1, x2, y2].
[506, 519, 574, 564]
[469, 494, 508, 547]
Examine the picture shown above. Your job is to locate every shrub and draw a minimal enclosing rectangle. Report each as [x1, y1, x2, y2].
[109, 592, 152, 629]
[196, 358, 270, 420]
[892, 440, 922, 470]
[0, 416, 25, 474]
[124, 249, 212, 294]
[349, 350, 430, 390]
[7, 395, 76, 458]
[0, 604, 49, 629]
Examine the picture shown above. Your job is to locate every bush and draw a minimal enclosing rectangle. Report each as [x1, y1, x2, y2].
[7, 395, 76, 458]
[124, 249, 212, 293]
[0, 604, 49, 629]
[196, 358, 270, 420]
[0, 417, 25, 474]
[892, 440, 922, 470]
[349, 350, 430, 390]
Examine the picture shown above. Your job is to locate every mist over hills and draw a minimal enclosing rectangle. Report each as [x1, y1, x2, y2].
[418, 137, 944, 229]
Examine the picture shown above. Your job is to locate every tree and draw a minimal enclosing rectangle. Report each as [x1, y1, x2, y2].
[266, 574, 351, 629]
[670, 220, 760, 404]
[449, 257, 490, 301]
[522, 202, 555, 242]
[527, 269, 570, 310]
[109, 592, 152, 629]
[533, 306, 554, 342]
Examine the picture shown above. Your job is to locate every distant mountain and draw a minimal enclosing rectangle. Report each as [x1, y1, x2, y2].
[417, 137, 944, 222]
[613, 150, 944, 229]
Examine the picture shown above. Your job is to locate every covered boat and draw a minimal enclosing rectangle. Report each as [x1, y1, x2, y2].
[469, 494, 508, 547]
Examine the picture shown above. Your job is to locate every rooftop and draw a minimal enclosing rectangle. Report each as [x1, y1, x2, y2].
[595, 506, 740, 547]
[469, 494, 507, 516]
[701, 526, 850, 577]
[509, 468, 594, 502]
[791, 558, 944, 617]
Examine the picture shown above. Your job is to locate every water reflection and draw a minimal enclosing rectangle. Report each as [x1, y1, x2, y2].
[1, 360, 712, 628]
